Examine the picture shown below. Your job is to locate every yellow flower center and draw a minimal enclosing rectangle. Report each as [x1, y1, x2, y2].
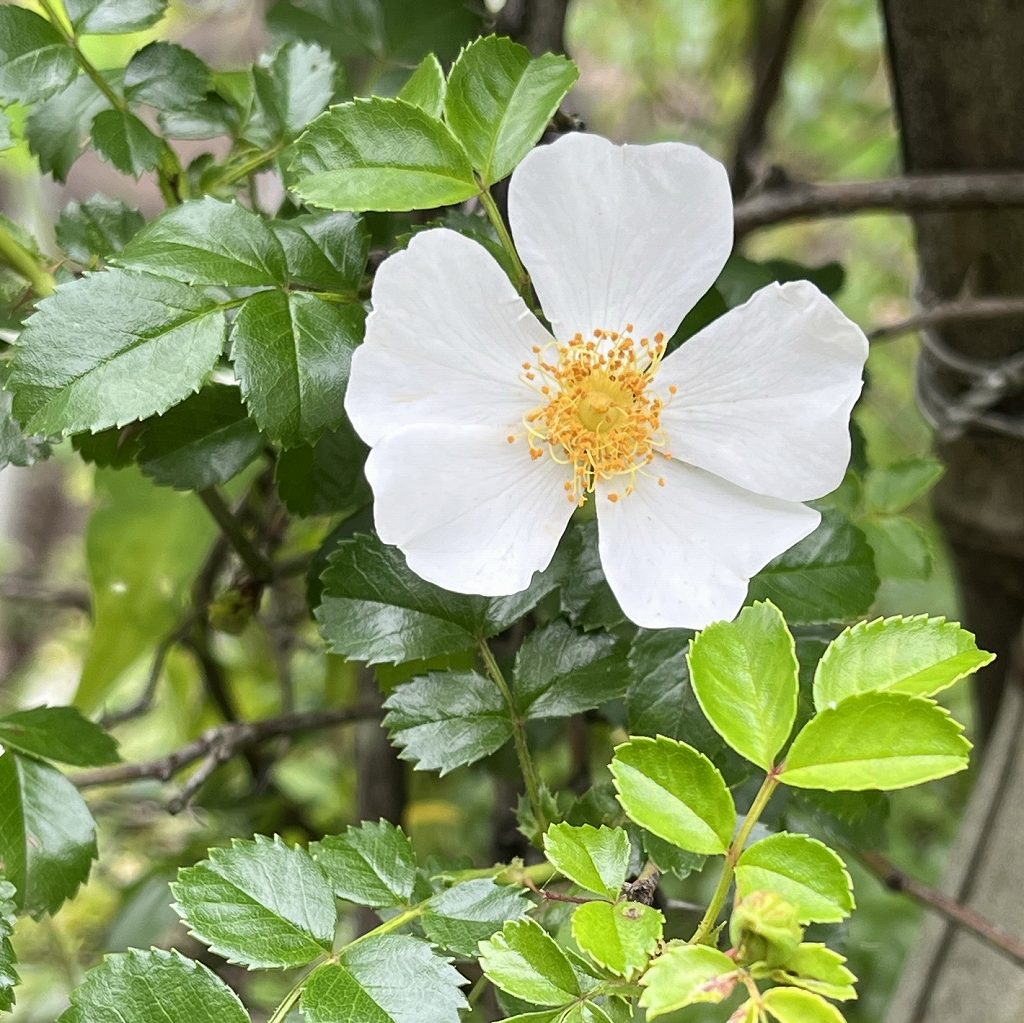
[517, 326, 676, 506]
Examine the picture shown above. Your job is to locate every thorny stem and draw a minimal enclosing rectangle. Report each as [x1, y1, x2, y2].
[691, 772, 780, 946]
[0, 221, 55, 297]
[477, 638, 548, 833]
[479, 186, 531, 297]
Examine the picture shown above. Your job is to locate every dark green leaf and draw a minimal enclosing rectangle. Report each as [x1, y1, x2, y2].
[25, 74, 108, 180]
[124, 41, 210, 110]
[559, 520, 626, 631]
[119, 197, 287, 285]
[287, 97, 478, 211]
[423, 879, 530, 958]
[10, 269, 227, 436]
[0, 379, 50, 470]
[0, 750, 97, 916]
[171, 835, 335, 969]
[0, 879, 17, 1012]
[275, 416, 369, 516]
[0, 706, 119, 767]
[311, 819, 417, 908]
[231, 290, 363, 447]
[271, 210, 368, 293]
[747, 509, 878, 624]
[445, 35, 578, 184]
[91, 108, 164, 177]
[65, 0, 166, 33]
[251, 41, 336, 144]
[479, 918, 581, 1006]
[572, 900, 663, 977]
[513, 620, 628, 719]
[398, 53, 446, 118]
[0, 6, 78, 103]
[137, 384, 262, 490]
[383, 670, 512, 775]
[301, 935, 468, 1023]
[56, 195, 144, 266]
[58, 949, 248, 1023]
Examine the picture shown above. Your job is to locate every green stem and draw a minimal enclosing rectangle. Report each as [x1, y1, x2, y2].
[198, 488, 275, 581]
[215, 142, 287, 188]
[479, 187, 530, 297]
[477, 638, 548, 833]
[691, 772, 780, 946]
[0, 221, 55, 297]
[266, 968, 313, 1023]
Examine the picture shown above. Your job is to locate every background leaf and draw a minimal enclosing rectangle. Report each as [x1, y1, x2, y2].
[0, 706, 119, 767]
[124, 41, 211, 111]
[64, 0, 166, 34]
[56, 196, 144, 267]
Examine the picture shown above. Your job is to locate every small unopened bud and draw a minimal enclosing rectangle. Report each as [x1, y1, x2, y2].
[729, 891, 804, 969]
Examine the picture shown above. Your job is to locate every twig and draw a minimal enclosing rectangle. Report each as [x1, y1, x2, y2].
[0, 577, 89, 612]
[859, 850, 1024, 968]
[198, 488, 274, 582]
[734, 171, 1024, 236]
[869, 296, 1024, 342]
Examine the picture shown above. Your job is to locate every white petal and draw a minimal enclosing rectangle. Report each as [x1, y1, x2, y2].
[508, 132, 732, 344]
[658, 281, 868, 502]
[365, 424, 575, 597]
[595, 462, 820, 630]
[345, 228, 551, 446]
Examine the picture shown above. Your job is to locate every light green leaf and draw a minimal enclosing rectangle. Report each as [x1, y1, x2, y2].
[25, 74, 108, 181]
[688, 600, 798, 769]
[64, 0, 166, 34]
[382, 671, 513, 775]
[779, 692, 971, 791]
[736, 833, 854, 923]
[762, 987, 847, 1023]
[422, 878, 530, 958]
[861, 515, 933, 580]
[310, 819, 417, 908]
[288, 97, 478, 211]
[301, 936, 468, 1023]
[171, 835, 336, 968]
[638, 942, 738, 1018]
[542, 823, 630, 900]
[230, 289, 363, 447]
[58, 949, 248, 1023]
[10, 270, 227, 436]
[572, 900, 663, 977]
[119, 197, 287, 285]
[91, 108, 164, 177]
[124, 41, 210, 111]
[771, 943, 857, 1001]
[479, 918, 580, 1006]
[398, 53, 446, 117]
[444, 35, 578, 184]
[56, 195, 144, 267]
[0, 6, 79, 104]
[270, 210, 368, 293]
[748, 510, 878, 624]
[0, 750, 97, 916]
[610, 736, 735, 855]
[864, 458, 944, 514]
[0, 706, 119, 767]
[813, 615, 994, 708]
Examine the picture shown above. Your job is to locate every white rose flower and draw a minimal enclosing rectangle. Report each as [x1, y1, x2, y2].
[345, 132, 868, 629]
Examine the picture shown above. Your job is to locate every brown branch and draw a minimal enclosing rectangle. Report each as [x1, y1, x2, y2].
[734, 172, 1024, 236]
[859, 850, 1024, 968]
[869, 296, 1024, 342]
[0, 577, 90, 613]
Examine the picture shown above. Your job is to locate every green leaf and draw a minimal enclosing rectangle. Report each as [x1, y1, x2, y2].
[0, 6, 79, 104]
[251, 41, 336, 142]
[771, 943, 857, 1001]
[736, 833, 854, 924]
[119, 197, 287, 285]
[0, 110, 11, 152]
[688, 600, 798, 770]
[383, 671, 512, 775]
[779, 692, 971, 791]
[0, 750, 97, 916]
[58, 949, 248, 1023]
[0, 880, 18, 1012]
[479, 918, 581, 1006]
[559, 519, 627, 631]
[610, 736, 735, 855]
[124, 41, 210, 111]
[0, 706, 119, 767]
[56, 195, 144, 267]
[91, 108, 164, 177]
[513, 621, 628, 719]
[762, 987, 847, 1023]
[398, 53, 446, 118]
[25, 74, 108, 181]
[444, 35, 578, 184]
[65, 0, 166, 33]
[542, 823, 630, 900]
[287, 97, 478, 211]
[274, 416, 369, 516]
[813, 615, 994, 708]
[171, 835, 336, 968]
[230, 289, 363, 447]
[10, 270, 226, 436]
[310, 819, 417, 908]
[572, 900, 663, 977]
[861, 515, 933, 580]
[423, 878, 530, 958]
[270, 210, 368, 293]
[316, 532, 560, 664]
[748, 509, 878, 624]
[0, 379, 50, 470]
[864, 458, 944, 514]
[301, 935, 468, 1023]
[638, 942, 738, 1018]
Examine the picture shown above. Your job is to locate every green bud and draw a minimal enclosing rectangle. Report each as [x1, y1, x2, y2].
[729, 890, 804, 968]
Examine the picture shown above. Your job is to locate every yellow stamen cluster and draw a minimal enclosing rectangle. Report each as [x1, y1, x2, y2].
[520, 326, 671, 505]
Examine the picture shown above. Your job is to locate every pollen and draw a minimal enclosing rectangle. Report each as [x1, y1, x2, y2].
[521, 325, 674, 506]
